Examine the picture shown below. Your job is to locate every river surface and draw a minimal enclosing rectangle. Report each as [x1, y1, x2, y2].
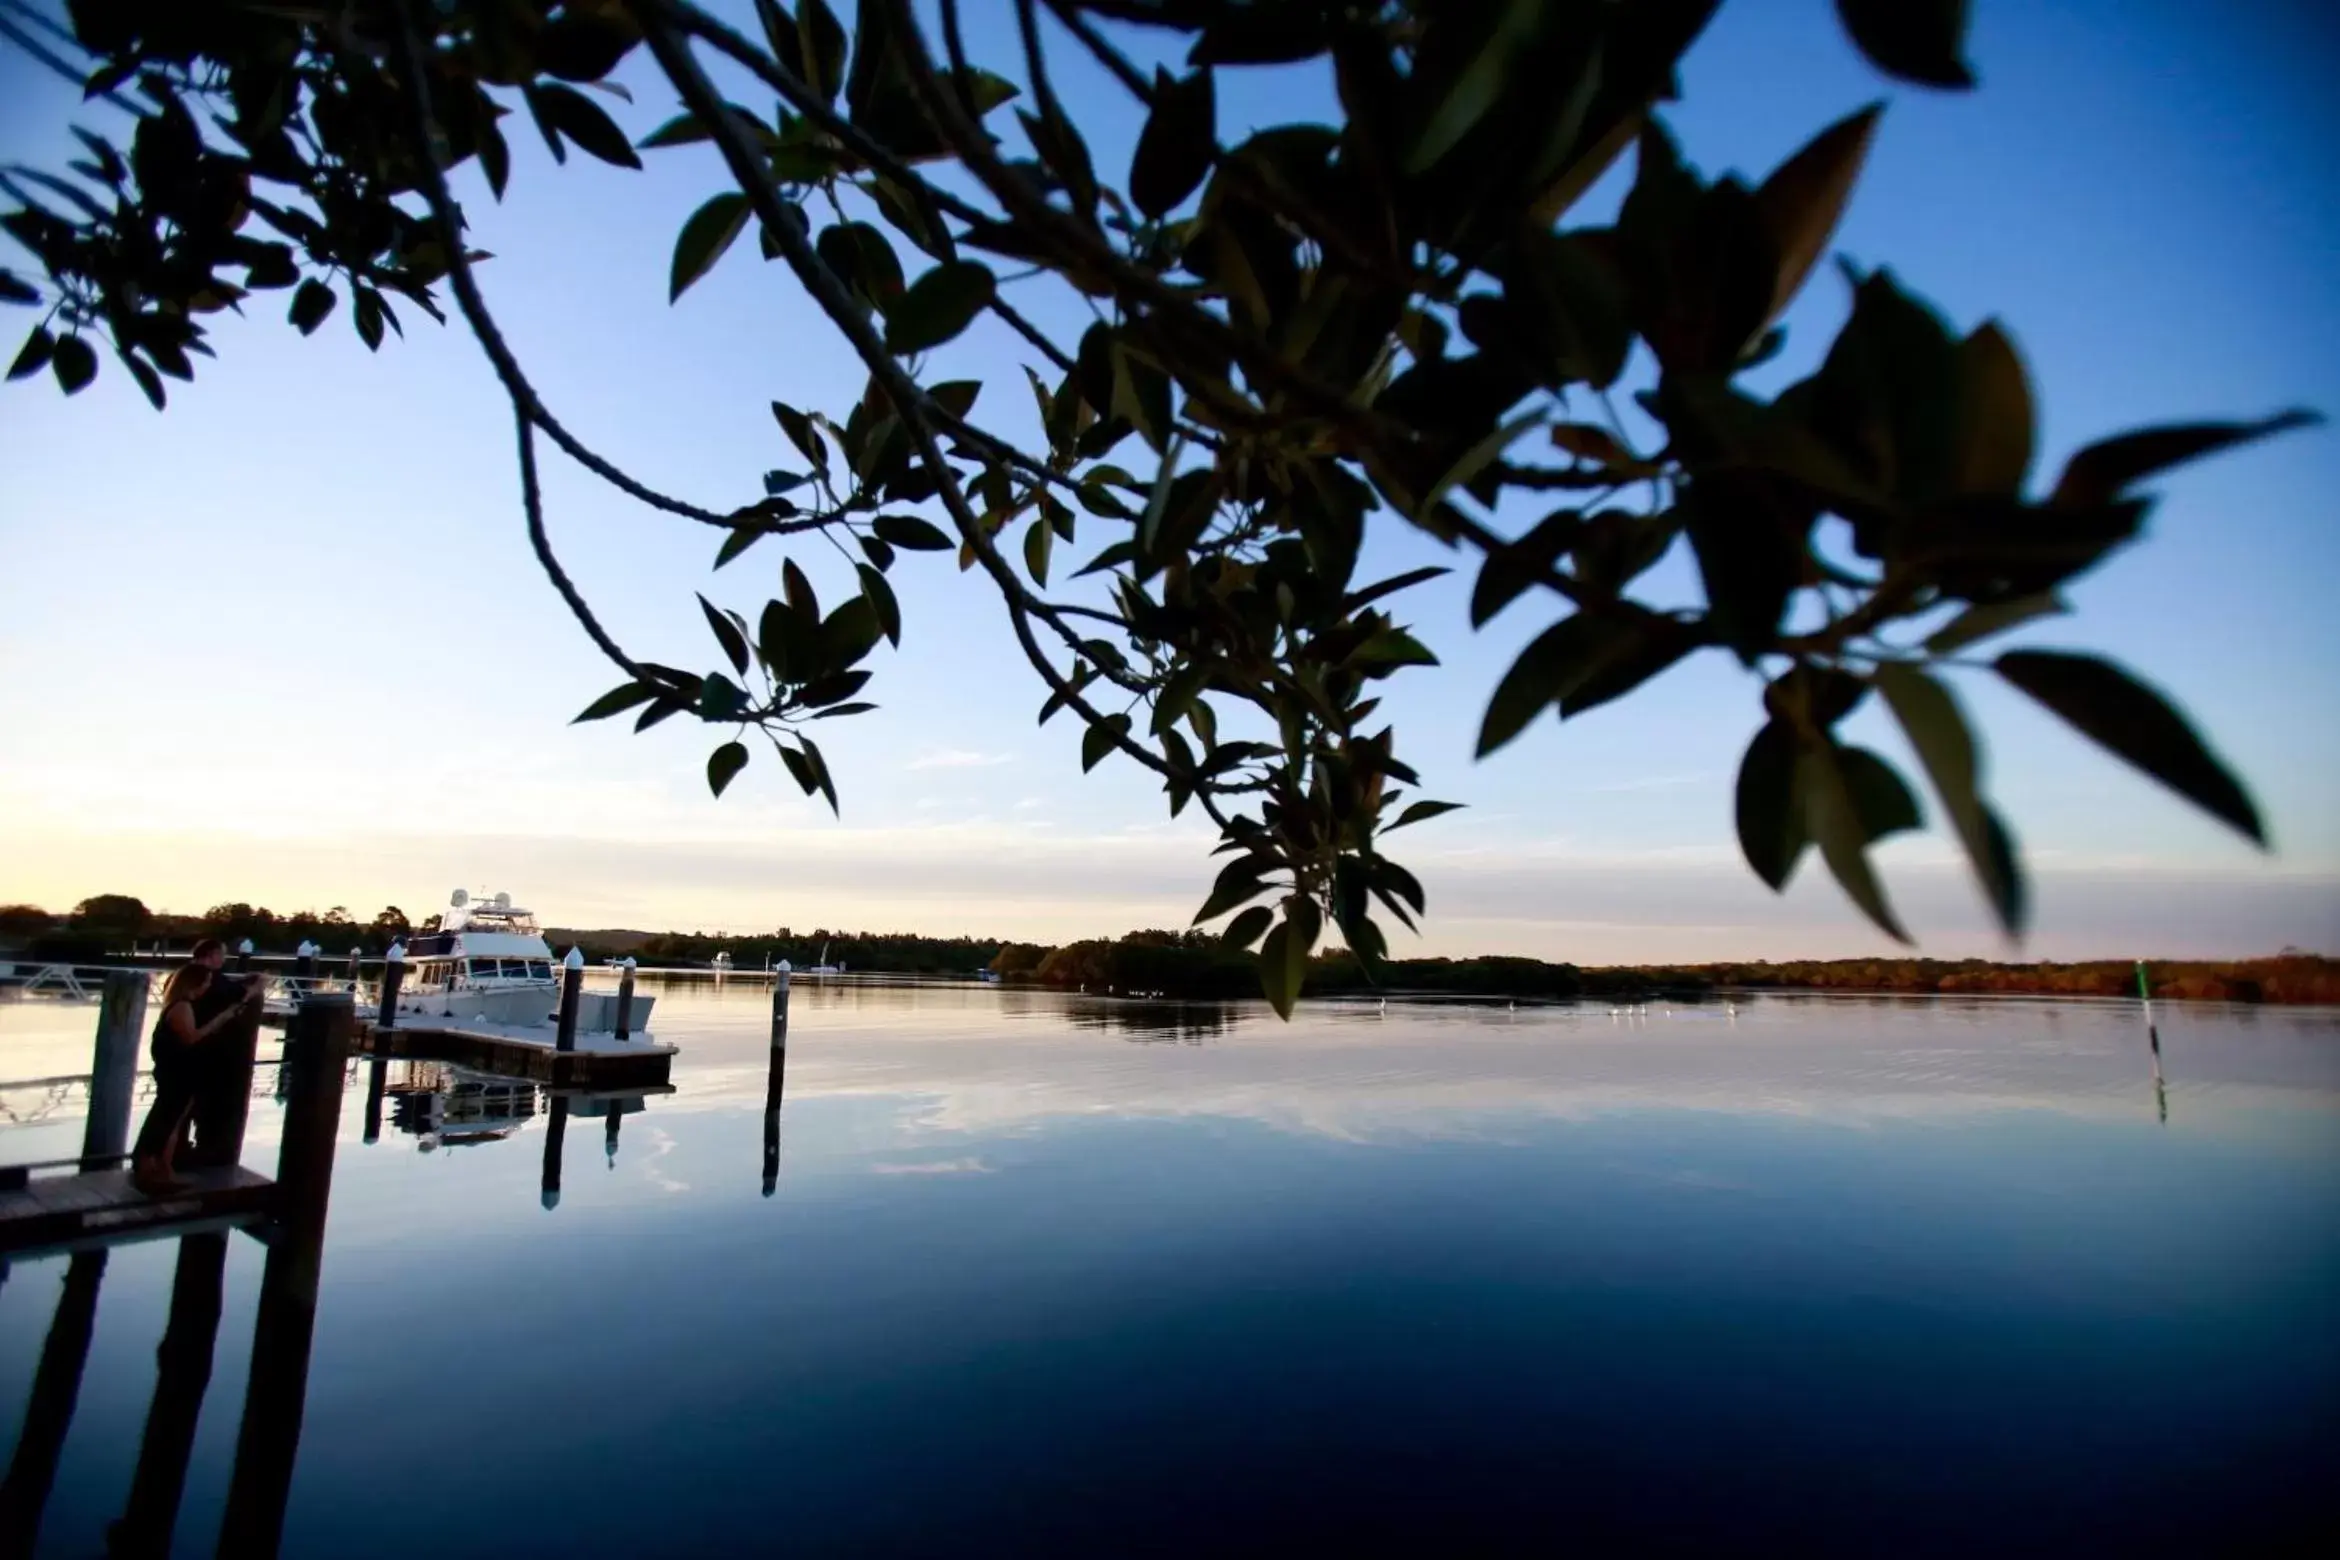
[2, 980, 2335, 1555]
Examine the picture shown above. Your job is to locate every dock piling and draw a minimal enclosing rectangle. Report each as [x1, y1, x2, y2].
[763, 961, 791, 1197]
[375, 942, 405, 1032]
[771, 960, 791, 1052]
[555, 948, 584, 1054]
[83, 970, 147, 1170]
[614, 957, 638, 1040]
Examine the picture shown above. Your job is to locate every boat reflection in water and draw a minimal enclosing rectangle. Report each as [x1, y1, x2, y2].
[362, 1060, 667, 1209]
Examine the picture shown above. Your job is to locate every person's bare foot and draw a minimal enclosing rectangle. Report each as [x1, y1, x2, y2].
[131, 1159, 188, 1197]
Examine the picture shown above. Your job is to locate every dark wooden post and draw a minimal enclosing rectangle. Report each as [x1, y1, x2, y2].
[375, 943, 405, 1032]
[346, 946, 362, 992]
[188, 1001, 262, 1172]
[235, 939, 253, 974]
[0, 1250, 107, 1555]
[111, 1232, 229, 1559]
[613, 957, 638, 1040]
[540, 1095, 570, 1211]
[216, 994, 351, 1560]
[771, 960, 791, 1051]
[83, 968, 148, 1169]
[293, 942, 316, 993]
[604, 1104, 622, 1167]
[762, 961, 790, 1198]
[554, 948, 584, 1054]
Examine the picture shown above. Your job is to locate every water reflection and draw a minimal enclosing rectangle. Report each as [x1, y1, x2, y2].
[0, 984, 2332, 1555]
[1059, 996, 1242, 1043]
[0, 1000, 352, 1559]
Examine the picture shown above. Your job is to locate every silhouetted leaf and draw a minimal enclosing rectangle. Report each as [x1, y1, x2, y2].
[1386, 799, 1463, 832]
[1222, 905, 1273, 951]
[0, 270, 37, 305]
[1023, 515, 1053, 586]
[1996, 650, 2263, 843]
[884, 261, 993, 354]
[8, 325, 53, 380]
[1257, 897, 1319, 1020]
[1951, 321, 2033, 495]
[1130, 67, 1215, 218]
[1735, 719, 1807, 891]
[872, 513, 952, 551]
[699, 594, 749, 675]
[573, 683, 657, 723]
[288, 279, 335, 335]
[1875, 664, 2027, 934]
[1753, 101, 1882, 322]
[1832, 0, 1975, 88]
[670, 193, 751, 301]
[1477, 618, 1585, 757]
[49, 333, 94, 393]
[1923, 591, 2063, 655]
[2052, 410, 2320, 507]
[707, 741, 750, 797]
[1800, 742, 1914, 942]
[526, 82, 642, 168]
[856, 563, 901, 645]
[1194, 855, 1274, 923]
[1081, 713, 1131, 773]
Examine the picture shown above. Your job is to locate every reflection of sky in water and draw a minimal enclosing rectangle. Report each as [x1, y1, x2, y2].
[2, 983, 2335, 1555]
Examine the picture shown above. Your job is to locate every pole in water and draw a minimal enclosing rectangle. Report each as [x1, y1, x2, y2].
[614, 957, 637, 1041]
[763, 961, 791, 1197]
[2136, 957, 2168, 1125]
[234, 939, 253, 975]
[377, 942, 406, 1032]
[555, 948, 585, 1054]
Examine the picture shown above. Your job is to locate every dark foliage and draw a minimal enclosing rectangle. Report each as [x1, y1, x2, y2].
[3, 0, 2312, 1012]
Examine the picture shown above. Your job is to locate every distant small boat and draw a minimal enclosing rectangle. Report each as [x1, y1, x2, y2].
[803, 940, 846, 976]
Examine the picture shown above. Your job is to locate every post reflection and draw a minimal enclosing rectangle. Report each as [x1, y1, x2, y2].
[108, 1233, 227, 1558]
[0, 997, 354, 1560]
[540, 1095, 570, 1211]
[0, 1249, 106, 1555]
[216, 994, 352, 1558]
[762, 1031, 786, 1197]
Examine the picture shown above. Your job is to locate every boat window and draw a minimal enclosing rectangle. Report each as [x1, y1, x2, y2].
[529, 961, 551, 981]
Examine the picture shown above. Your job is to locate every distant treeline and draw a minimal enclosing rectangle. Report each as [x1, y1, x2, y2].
[6, 896, 2331, 1004]
[552, 927, 1002, 974]
[993, 937, 2340, 1006]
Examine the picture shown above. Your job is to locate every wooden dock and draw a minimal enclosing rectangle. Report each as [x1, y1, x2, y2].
[261, 1009, 675, 1087]
[0, 1164, 277, 1258]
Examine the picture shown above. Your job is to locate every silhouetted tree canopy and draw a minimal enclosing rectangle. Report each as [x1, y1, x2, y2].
[2, 0, 2314, 1012]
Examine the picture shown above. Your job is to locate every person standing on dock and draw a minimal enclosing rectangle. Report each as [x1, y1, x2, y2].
[131, 964, 251, 1193]
[179, 938, 264, 1168]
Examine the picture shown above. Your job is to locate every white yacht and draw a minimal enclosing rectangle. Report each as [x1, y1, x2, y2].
[392, 890, 653, 1032]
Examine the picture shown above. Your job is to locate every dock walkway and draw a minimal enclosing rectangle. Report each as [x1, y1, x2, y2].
[0, 1165, 275, 1258]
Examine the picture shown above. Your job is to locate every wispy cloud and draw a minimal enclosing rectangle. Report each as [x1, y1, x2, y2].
[907, 748, 1013, 770]
[870, 1156, 993, 1175]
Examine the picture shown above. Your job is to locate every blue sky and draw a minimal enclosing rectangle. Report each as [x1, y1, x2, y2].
[0, 0, 2333, 958]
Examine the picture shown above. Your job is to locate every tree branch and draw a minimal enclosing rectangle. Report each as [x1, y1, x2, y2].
[632, 5, 1214, 802]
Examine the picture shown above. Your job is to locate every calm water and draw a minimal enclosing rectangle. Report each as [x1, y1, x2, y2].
[2, 981, 2335, 1556]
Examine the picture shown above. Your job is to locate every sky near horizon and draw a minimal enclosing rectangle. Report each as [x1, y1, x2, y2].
[1, 1, 2335, 959]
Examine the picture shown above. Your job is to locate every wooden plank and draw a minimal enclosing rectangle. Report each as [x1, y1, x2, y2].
[0, 1165, 277, 1257]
